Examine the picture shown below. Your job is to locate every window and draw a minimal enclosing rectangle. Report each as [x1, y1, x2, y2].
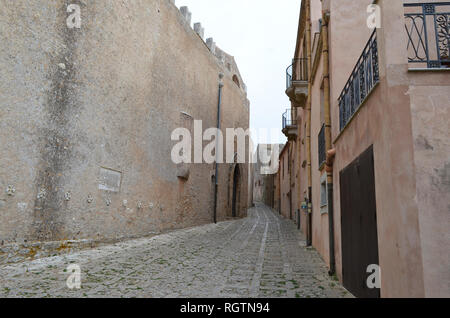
[320, 173, 328, 214]
[232, 75, 240, 88]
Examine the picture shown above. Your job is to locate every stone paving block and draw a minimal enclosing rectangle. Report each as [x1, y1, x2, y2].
[0, 203, 351, 298]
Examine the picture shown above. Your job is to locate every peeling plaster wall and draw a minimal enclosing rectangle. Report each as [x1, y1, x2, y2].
[0, 0, 249, 248]
[409, 83, 450, 298]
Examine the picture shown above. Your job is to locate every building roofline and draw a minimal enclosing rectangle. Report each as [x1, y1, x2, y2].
[294, 0, 307, 59]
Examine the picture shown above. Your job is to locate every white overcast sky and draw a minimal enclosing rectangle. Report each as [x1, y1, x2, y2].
[176, 0, 301, 146]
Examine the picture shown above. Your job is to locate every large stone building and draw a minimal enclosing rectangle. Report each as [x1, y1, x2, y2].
[280, 0, 449, 297]
[252, 144, 283, 208]
[0, 0, 250, 262]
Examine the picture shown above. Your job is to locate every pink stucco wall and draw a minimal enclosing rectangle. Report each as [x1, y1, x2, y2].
[409, 83, 450, 297]
[330, 0, 449, 297]
[293, 0, 450, 297]
[286, 0, 448, 297]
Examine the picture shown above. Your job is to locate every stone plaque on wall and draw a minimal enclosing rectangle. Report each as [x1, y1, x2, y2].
[99, 167, 122, 192]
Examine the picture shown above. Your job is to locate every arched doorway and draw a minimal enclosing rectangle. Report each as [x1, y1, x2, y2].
[232, 165, 241, 217]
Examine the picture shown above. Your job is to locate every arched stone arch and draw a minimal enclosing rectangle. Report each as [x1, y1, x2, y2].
[228, 157, 242, 218]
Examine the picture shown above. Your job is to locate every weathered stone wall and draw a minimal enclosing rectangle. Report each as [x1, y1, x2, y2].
[252, 144, 282, 208]
[0, 0, 250, 260]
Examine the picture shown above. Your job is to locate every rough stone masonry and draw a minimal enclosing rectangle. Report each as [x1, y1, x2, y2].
[0, 0, 250, 263]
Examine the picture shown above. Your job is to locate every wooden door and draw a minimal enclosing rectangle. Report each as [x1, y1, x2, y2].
[340, 146, 380, 298]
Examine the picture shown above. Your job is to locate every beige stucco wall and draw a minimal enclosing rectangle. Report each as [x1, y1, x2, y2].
[0, 0, 249, 247]
[310, 50, 330, 265]
[296, 107, 309, 235]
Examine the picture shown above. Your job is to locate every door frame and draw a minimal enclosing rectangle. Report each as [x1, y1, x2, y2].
[232, 164, 240, 218]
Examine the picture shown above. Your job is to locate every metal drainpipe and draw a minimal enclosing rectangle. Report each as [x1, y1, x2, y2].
[213, 73, 224, 224]
[305, 0, 313, 247]
[322, 11, 336, 276]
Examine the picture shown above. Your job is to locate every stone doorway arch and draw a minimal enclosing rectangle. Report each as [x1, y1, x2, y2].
[231, 164, 241, 218]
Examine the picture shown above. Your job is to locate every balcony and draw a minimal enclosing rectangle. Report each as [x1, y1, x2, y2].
[282, 109, 298, 141]
[318, 124, 326, 168]
[404, 2, 450, 69]
[339, 30, 379, 131]
[285, 58, 308, 108]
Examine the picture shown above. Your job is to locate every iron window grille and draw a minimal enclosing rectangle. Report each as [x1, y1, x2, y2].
[338, 30, 379, 131]
[286, 58, 308, 90]
[405, 2, 450, 68]
[282, 109, 298, 129]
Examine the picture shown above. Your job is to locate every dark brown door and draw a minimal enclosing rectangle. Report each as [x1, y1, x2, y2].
[232, 166, 240, 218]
[340, 146, 380, 298]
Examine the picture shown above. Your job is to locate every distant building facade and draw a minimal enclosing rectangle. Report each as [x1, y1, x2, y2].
[253, 144, 283, 208]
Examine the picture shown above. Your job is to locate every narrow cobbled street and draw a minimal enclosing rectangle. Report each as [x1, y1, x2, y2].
[0, 204, 351, 298]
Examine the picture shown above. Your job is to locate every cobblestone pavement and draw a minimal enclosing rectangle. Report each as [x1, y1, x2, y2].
[0, 203, 351, 298]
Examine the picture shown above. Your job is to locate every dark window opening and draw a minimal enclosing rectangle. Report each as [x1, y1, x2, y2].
[232, 75, 240, 88]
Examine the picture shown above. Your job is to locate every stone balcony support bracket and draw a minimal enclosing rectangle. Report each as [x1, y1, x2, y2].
[286, 81, 308, 108]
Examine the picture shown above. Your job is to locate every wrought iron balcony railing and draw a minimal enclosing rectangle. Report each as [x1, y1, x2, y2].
[338, 30, 379, 131]
[318, 124, 326, 167]
[286, 58, 308, 90]
[282, 109, 298, 130]
[404, 2, 450, 68]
